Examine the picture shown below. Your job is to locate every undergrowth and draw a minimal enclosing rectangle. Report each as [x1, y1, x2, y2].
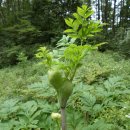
[0, 51, 130, 129]
[0, 61, 46, 102]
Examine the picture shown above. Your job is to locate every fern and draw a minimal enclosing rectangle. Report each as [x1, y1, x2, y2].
[84, 119, 114, 130]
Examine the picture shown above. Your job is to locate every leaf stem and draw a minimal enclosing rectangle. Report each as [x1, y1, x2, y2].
[70, 65, 77, 81]
[61, 107, 67, 130]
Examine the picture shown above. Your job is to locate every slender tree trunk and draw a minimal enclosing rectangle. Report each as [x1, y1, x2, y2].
[125, 0, 129, 27]
[104, 0, 108, 23]
[112, 0, 116, 35]
[101, 0, 104, 22]
[122, 0, 125, 27]
[87, 0, 91, 19]
[22, 0, 25, 13]
[98, 0, 100, 20]
[88, 0, 91, 7]
[101, 0, 109, 34]
[6, 0, 10, 15]
[12, 0, 17, 23]
[119, 0, 122, 26]
[95, 0, 98, 20]
[17, 0, 21, 11]
[0, 0, 6, 25]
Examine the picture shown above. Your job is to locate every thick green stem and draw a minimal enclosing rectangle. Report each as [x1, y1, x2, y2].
[70, 66, 77, 81]
[56, 120, 61, 130]
[61, 107, 67, 130]
[81, 40, 83, 45]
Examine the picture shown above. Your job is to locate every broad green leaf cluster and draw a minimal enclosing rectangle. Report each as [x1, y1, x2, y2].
[64, 5, 105, 44]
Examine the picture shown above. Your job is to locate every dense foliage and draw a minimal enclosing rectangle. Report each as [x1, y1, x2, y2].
[1, 51, 130, 129]
[0, 0, 130, 67]
[0, 1, 130, 130]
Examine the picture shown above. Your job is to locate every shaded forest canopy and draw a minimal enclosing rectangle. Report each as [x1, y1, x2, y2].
[0, 0, 130, 68]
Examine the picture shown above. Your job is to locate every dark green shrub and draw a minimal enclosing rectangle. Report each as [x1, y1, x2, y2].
[109, 27, 130, 57]
[0, 46, 22, 68]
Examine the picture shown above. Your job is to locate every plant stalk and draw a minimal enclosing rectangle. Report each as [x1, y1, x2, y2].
[61, 107, 67, 130]
[70, 66, 77, 81]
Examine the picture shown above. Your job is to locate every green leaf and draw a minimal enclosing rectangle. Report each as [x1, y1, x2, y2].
[29, 105, 38, 116]
[77, 7, 85, 17]
[73, 13, 83, 24]
[78, 28, 83, 37]
[82, 4, 87, 10]
[72, 20, 80, 31]
[64, 29, 75, 33]
[94, 42, 107, 47]
[93, 104, 103, 114]
[73, 13, 79, 19]
[0, 121, 14, 130]
[92, 28, 102, 33]
[81, 92, 96, 107]
[65, 18, 73, 27]
[31, 110, 41, 120]
[85, 10, 94, 18]
[87, 34, 94, 37]
[64, 4, 104, 44]
[68, 34, 79, 39]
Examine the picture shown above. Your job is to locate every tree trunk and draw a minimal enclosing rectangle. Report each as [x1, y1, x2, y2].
[0, 0, 6, 25]
[104, 0, 108, 33]
[17, 0, 21, 11]
[98, 0, 100, 20]
[112, 0, 116, 35]
[88, 0, 91, 7]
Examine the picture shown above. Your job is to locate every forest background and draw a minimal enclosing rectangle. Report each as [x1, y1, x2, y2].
[0, 0, 130, 68]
